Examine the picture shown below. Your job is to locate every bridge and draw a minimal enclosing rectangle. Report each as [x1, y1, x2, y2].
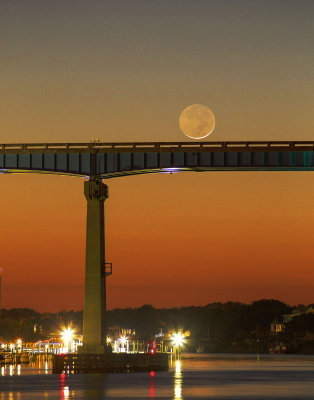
[1, 141, 314, 354]
[1, 141, 314, 178]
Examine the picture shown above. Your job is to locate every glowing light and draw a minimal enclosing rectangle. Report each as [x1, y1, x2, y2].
[106, 337, 112, 343]
[162, 168, 180, 172]
[61, 328, 74, 353]
[172, 332, 184, 347]
[120, 336, 127, 345]
[62, 328, 74, 344]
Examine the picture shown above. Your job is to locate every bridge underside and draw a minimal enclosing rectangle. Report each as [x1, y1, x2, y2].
[2, 166, 314, 180]
[1, 148, 314, 178]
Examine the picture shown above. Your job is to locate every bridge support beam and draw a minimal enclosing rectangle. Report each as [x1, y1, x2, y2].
[81, 179, 108, 354]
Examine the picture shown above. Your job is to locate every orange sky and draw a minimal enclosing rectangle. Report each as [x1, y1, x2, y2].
[1, 171, 314, 311]
[0, 1, 314, 311]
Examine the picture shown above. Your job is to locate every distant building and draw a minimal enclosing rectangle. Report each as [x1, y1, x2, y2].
[271, 306, 314, 333]
[107, 326, 136, 340]
[270, 319, 285, 333]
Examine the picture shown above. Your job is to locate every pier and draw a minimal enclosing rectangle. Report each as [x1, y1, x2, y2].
[52, 353, 169, 374]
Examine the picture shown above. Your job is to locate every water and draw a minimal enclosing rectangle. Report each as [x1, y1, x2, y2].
[1, 354, 314, 399]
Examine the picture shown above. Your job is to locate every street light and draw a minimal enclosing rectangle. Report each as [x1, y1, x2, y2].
[61, 328, 74, 353]
[172, 332, 184, 360]
[172, 332, 184, 347]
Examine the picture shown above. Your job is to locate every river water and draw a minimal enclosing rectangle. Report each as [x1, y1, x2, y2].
[1, 354, 314, 399]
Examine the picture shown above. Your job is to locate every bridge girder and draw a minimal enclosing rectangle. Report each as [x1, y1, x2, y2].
[1, 141, 314, 179]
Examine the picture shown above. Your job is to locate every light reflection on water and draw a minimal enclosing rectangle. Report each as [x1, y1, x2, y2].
[1, 354, 314, 399]
[174, 360, 182, 400]
[150, 371, 155, 398]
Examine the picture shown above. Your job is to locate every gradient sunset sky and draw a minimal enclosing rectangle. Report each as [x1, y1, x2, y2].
[1, 0, 314, 311]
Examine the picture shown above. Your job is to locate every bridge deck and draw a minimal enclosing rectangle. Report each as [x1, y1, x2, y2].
[1, 141, 314, 178]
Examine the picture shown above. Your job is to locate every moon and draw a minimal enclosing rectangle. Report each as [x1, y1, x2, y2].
[179, 104, 215, 139]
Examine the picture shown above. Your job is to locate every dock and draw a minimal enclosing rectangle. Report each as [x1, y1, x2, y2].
[52, 353, 169, 374]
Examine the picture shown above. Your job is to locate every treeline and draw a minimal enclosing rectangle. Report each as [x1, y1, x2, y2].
[1, 300, 314, 354]
[0, 308, 82, 342]
[107, 301, 314, 354]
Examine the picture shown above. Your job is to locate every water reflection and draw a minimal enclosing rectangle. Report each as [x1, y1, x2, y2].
[174, 360, 182, 399]
[61, 386, 69, 400]
[150, 371, 155, 398]
[3, 355, 314, 399]
[59, 373, 68, 400]
[45, 361, 49, 375]
[82, 375, 108, 399]
[59, 374, 74, 399]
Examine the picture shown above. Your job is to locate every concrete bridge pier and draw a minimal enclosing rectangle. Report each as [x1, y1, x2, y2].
[81, 179, 109, 354]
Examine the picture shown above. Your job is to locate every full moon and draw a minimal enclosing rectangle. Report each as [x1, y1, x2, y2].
[179, 104, 215, 139]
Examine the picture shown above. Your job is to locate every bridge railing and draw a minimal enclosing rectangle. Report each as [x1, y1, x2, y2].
[1, 141, 314, 154]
